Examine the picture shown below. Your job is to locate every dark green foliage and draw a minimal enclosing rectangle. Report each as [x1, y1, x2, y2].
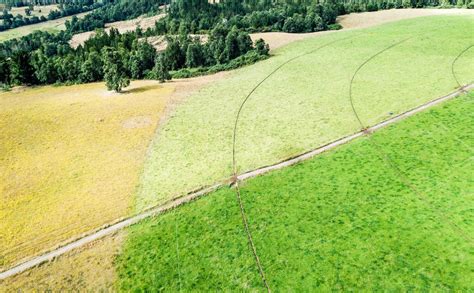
[0, 0, 456, 89]
[151, 54, 171, 83]
[80, 51, 102, 82]
[254, 38, 269, 56]
[0, 0, 104, 32]
[102, 46, 130, 92]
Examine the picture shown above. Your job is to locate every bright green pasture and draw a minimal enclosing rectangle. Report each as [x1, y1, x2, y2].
[137, 15, 474, 210]
[118, 92, 474, 290]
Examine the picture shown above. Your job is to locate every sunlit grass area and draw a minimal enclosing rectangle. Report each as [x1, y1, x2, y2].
[117, 91, 473, 291]
[0, 11, 90, 42]
[137, 15, 474, 210]
[0, 81, 173, 269]
[0, 233, 123, 291]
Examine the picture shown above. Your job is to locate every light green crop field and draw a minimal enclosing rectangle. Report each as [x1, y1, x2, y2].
[117, 91, 474, 291]
[0, 11, 90, 42]
[137, 15, 474, 211]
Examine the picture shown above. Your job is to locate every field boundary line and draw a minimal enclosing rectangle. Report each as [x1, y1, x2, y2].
[0, 84, 472, 281]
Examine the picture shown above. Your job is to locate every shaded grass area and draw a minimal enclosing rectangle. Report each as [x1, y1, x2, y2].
[0, 81, 173, 269]
[137, 15, 474, 210]
[117, 92, 474, 290]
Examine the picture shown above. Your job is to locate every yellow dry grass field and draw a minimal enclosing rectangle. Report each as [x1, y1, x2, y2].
[0, 80, 174, 270]
[0, 233, 124, 291]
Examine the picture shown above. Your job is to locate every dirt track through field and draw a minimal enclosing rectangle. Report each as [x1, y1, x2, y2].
[1, 83, 471, 281]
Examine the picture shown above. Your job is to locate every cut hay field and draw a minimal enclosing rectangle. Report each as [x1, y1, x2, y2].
[0, 11, 90, 42]
[116, 91, 474, 290]
[0, 81, 174, 269]
[137, 15, 474, 211]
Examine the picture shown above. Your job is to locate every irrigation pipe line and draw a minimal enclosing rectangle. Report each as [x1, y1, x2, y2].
[451, 44, 474, 90]
[348, 39, 474, 244]
[0, 84, 472, 281]
[230, 34, 361, 292]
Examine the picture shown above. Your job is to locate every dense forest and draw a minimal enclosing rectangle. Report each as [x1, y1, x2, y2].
[0, 0, 472, 91]
[0, 0, 106, 31]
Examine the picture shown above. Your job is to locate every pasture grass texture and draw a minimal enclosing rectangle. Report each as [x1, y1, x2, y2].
[117, 91, 474, 291]
[0, 81, 173, 269]
[137, 15, 474, 211]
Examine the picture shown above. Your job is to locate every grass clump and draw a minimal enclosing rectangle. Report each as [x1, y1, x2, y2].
[117, 92, 474, 290]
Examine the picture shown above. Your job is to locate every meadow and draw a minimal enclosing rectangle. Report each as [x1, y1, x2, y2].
[116, 91, 473, 290]
[0, 11, 90, 42]
[1, 13, 473, 290]
[137, 15, 474, 211]
[0, 81, 174, 269]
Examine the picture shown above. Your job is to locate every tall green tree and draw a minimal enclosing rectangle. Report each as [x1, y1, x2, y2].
[102, 46, 130, 92]
[152, 54, 171, 83]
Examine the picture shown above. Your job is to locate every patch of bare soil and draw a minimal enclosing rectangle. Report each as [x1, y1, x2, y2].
[145, 34, 208, 52]
[251, 8, 474, 51]
[122, 116, 153, 129]
[70, 14, 165, 48]
[337, 8, 473, 30]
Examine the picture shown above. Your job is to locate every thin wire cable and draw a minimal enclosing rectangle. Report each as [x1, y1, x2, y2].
[451, 44, 474, 90]
[348, 37, 413, 128]
[348, 38, 474, 244]
[174, 208, 183, 292]
[230, 34, 359, 292]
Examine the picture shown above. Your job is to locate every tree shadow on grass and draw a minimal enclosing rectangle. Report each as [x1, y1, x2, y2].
[122, 84, 163, 94]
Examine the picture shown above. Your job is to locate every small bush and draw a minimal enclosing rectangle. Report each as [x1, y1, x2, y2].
[328, 23, 343, 30]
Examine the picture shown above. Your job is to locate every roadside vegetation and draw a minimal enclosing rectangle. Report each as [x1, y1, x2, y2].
[116, 91, 474, 290]
[0, 80, 173, 269]
[136, 15, 474, 210]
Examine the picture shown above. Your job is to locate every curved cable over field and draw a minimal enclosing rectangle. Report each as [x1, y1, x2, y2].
[451, 44, 474, 89]
[231, 34, 358, 292]
[348, 37, 412, 127]
[348, 38, 474, 244]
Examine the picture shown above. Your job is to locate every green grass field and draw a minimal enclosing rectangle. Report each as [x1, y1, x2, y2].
[0, 11, 90, 42]
[117, 91, 473, 291]
[137, 15, 474, 211]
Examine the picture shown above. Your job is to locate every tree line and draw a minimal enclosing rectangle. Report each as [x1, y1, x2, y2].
[1, 0, 472, 92]
[0, 0, 106, 32]
[0, 23, 270, 91]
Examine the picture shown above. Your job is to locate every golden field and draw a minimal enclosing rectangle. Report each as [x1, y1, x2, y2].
[0, 81, 174, 270]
